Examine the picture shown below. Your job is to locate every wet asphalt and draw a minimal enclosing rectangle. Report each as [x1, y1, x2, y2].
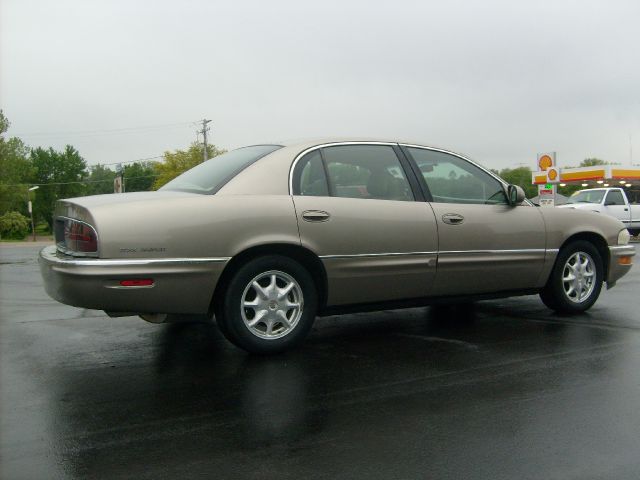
[1, 243, 639, 480]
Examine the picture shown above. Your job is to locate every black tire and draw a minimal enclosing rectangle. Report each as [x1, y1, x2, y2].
[216, 255, 317, 354]
[540, 240, 604, 314]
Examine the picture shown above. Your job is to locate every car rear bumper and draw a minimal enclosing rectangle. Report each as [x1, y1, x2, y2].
[607, 244, 636, 285]
[38, 245, 229, 315]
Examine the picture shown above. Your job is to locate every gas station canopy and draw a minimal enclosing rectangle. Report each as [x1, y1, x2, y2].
[532, 165, 640, 188]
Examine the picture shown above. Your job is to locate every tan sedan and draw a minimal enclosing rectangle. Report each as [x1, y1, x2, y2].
[39, 140, 635, 353]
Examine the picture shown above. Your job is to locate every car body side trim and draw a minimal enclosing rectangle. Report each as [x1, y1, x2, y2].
[40, 246, 230, 266]
[319, 251, 437, 259]
[439, 248, 552, 255]
[61, 257, 230, 266]
[609, 245, 636, 253]
[320, 249, 554, 259]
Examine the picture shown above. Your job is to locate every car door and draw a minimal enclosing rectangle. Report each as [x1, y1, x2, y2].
[291, 143, 438, 306]
[402, 146, 547, 296]
[602, 189, 631, 224]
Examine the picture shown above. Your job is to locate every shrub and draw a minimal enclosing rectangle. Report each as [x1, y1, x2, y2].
[0, 211, 30, 240]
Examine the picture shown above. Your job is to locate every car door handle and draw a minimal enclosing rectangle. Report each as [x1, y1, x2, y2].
[624, 208, 629, 211]
[302, 210, 330, 222]
[442, 213, 464, 225]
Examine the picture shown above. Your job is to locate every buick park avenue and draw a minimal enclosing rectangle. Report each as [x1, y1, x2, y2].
[39, 140, 635, 353]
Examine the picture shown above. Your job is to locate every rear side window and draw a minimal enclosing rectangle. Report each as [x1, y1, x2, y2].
[160, 145, 282, 194]
[322, 145, 413, 201]
[293, 145, 414, 201]
[297, 150, 329, 196]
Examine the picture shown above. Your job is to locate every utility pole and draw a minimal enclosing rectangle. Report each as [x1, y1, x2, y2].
[199, 119, 212, 161]
[27, 186, 39, 241]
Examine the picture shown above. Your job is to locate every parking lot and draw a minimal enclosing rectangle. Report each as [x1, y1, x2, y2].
[1, 242, 639, 479]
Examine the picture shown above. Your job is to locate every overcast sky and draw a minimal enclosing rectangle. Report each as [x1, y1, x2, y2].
[2, 0, 639, 170]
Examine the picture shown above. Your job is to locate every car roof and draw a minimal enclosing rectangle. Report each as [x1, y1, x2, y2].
[273, 137, 456, 153]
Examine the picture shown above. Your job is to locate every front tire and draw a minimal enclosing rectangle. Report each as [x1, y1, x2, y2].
[540, 240, 604, 314]
[216, 255, 317, 354]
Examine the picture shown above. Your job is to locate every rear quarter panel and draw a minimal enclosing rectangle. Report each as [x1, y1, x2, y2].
[88, 195, 301, 259]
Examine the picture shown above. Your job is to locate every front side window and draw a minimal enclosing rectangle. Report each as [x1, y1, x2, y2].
[161, 145, 282, 194]
[407, 147, 507, 204]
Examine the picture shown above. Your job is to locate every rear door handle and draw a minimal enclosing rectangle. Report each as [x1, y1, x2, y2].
[302, 210, 330, 222]
[442, 213, 464, 225]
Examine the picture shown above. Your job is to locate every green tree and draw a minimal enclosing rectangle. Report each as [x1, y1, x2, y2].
[30, 145, 88, 228]
[153, 143, 225, 189]
[0, 110, 8, 134]
[0, 211, 30, 240]
[497, 166, 537, 199]
[124, 161, 157, 192]
[557, 183, 584, 197]
[86, 164, 117, 196]
[0, 110, 33, 215]
[580, 158, 608, 167]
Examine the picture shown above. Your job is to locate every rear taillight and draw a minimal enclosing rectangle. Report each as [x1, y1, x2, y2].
[60, 218, 98, 254]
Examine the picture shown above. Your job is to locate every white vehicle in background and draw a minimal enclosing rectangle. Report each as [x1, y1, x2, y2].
[559, 188, 640, 236]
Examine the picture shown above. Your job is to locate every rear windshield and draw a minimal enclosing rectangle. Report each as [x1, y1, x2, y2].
[160, 144, 282, 194]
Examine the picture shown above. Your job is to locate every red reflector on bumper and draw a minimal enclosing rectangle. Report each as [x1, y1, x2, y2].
[119, 279, 154, 287]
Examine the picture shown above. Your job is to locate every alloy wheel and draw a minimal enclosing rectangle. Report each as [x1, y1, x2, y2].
[240, 270, 304, 339]
[562, 251, 596, 303]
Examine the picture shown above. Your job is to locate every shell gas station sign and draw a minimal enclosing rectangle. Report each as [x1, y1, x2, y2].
[532, 153, 640, 205]
[536, 152, 557, 207]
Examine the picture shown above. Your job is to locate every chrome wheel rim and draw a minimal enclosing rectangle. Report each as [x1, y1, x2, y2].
[241, 270, 304, 340]
[562, 251, 596, 303]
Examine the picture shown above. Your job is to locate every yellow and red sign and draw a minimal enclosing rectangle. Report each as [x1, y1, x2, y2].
[546, 167, 559, 183]
[538, 154, 554, 171]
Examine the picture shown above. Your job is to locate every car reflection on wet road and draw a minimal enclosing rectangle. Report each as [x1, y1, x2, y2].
[1, 243, 640, 479]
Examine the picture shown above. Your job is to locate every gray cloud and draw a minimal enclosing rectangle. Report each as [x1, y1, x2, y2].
[2, 0, 639, 170]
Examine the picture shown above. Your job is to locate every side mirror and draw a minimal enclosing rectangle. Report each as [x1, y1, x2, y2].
[507, 185, 526, 206]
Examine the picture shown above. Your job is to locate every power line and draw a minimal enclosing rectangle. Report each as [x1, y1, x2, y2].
[12, 121, 199, 138]
[100, 155, 164, 166]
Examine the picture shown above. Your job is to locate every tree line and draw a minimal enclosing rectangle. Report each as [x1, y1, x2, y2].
[0, 111, 224, 238]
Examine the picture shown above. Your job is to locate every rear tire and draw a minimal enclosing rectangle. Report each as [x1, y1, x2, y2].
[216, 255, 317, 354]
[540, 240, 603, 314]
